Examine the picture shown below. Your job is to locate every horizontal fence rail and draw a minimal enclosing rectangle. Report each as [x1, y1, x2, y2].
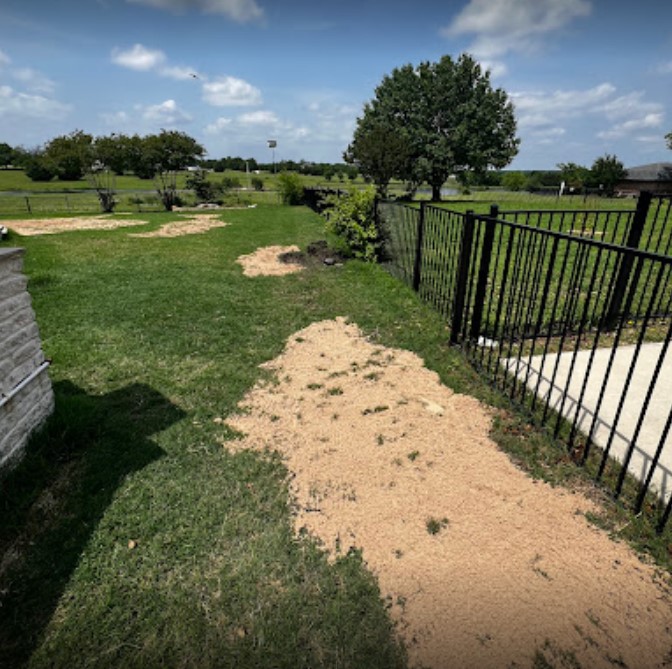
[378, 192, 672, 531]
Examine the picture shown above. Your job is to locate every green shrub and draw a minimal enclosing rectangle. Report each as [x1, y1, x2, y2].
[24, 156, 56, 182]
[501, 171, 527, 192]
[251, 176, 264, 191]
[221, 175, 241, 189]
[277, 172, 304, 205]
[323, 187, 384, 262]
[185, 169, 225, 202]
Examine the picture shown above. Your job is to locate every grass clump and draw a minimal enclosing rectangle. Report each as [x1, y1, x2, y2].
[425, 517, 449, 535]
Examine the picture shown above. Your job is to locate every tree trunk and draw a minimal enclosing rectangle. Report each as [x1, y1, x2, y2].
[431, 183, 442, 202]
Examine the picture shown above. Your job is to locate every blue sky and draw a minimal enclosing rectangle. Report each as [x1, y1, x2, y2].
[0, 0, 671, 170]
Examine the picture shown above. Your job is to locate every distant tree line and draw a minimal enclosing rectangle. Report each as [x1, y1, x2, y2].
[493, 155, 627, 197]
[0, 133, 360, 184]
[198, 156, 358, 180]
[0, 130, 205, 182]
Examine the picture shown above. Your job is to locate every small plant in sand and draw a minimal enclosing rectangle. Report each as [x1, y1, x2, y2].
[426, 517, 449, 535]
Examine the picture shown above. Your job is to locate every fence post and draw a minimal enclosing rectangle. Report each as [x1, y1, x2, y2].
[25, 196, 31, 214]
[605, 190, 652, 328]
[469, 205, 498, 341]
[412, 201, 426, 292]
[450, 210, 476, 345]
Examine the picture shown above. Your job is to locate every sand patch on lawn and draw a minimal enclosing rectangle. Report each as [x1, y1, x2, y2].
[128, 213, 228, 238]
[4, 215, 148, 236]
[225, 318, 672, 669]
[4, 213, 228, 238]
[236, 245, 304, 276]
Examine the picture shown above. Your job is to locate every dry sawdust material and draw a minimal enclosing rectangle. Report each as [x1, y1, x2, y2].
[4, 215, 149, 236]
[225, 318, 672, 669]
[128, 213, 228, 238]
[236, 245, 304, 277]
[5, 213, 228, 238]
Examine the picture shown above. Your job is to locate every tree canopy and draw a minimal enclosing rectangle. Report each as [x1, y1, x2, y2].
[666, 131, 672, 151]
[590, 154, 626, 196]
[44, 130, 94, 181]
[345, 53, 519, 200]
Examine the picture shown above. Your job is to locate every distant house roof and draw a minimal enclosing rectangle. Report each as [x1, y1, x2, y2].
[624, 162, 672, 182]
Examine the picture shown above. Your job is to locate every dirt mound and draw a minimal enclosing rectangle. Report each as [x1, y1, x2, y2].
[236, 245, 305, 277]
[225, 318, 672, 669]
[278, 240, 348, 268]
[128, 213, 228, 238]
[3, 213, 228, 238]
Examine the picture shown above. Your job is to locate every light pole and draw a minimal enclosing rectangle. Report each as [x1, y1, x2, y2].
[267, 139, 277, 173]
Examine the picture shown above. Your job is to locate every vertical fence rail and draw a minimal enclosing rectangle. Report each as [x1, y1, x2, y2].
[380, 193, 672, 531]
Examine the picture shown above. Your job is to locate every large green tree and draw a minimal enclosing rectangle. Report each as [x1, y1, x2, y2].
[93, 133, 134, 175]
[590, 154, 626, 196]
[557, 162, 591, 192]
[344, 118, 413, 197]
[44, 130, 93, 180]
[144, 130, 205, 210]
[346, 54, 519, 201]
[666, 131, 672, 150]
[0, 142, 16, 168]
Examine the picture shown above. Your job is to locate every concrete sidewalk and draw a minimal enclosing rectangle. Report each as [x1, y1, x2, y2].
[504, 342, 672, 502]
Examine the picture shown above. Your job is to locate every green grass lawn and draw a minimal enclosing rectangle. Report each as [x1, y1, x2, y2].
[0, 205, 476, 669]
[0, 204, 669, 669]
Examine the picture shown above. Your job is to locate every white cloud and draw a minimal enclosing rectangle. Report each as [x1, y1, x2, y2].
[238, 110, 280, 126]
[635, 135, 666, 144]
[203, 109, 310, 144]
[656, 61, 672, 75]
[444, 0, 591, 59]
[141, 99, 192, 125]
[12, 67, 55, 95]
[0, 50, 56, 94]
[479, 60, 508, 78]
[597, 113, 664, 140]
[126, 0, 263, 22]
[160, 65, 201, 81]
[512, 81, 666, 147]
[112, 44, 166, 71]
[303, 96, 358, 145]
[204, 117, 233, 134]
[111, 44, 201, 81]
[594, 91, 664, 139]
[0, 84, 70, 120]
[598, 91, 663, 121]
[531, 127, 566, 145]
[202, 76, 262, 106]
[101, 110, 131, 126]
[513, 83, 615, 127]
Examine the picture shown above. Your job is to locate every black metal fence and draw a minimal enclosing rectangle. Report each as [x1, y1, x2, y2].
[378, 193, 672, 531]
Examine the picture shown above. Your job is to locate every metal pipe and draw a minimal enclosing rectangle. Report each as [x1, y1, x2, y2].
[0, 361, 51, 411]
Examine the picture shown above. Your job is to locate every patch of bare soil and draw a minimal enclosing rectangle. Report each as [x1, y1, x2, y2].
[236, 245, 305, 277]
[225, 318, 672, 669]
[128, 213, 228, 238]
[4, 216, 149, 236]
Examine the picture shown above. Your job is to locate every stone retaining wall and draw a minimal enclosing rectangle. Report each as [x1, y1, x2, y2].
[0, 248, 54, 468]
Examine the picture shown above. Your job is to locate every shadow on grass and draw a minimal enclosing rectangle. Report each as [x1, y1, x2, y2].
[0, 380, 185, 668]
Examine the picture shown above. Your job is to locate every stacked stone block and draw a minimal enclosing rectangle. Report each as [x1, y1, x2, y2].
[0, 248, 54, 468]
